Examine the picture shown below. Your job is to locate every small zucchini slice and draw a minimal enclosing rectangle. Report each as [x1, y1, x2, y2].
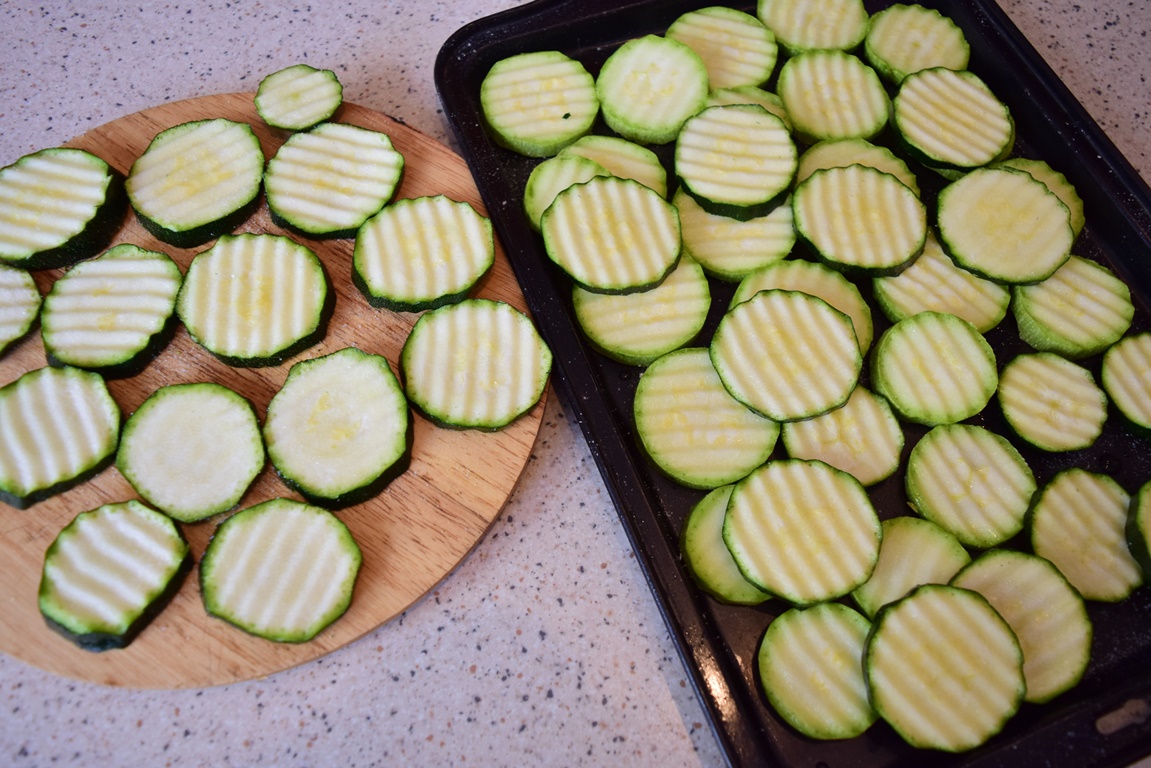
[264, 347, 411, 507]
[757, 603, 877, 740]
[177, 233, 330, 366]
[852, 516, 970, 619]
[674, 188, 794, 283]
[777, 50, 890, 144]
[254, 63, 343, 131]
[666, 6, 778, 89]
[0, 147, 126, 270]
[401, 299, 552, 431]
[200, 498, 361, 643]
[116, 382, 265, 523]
[38, 500, 190, 651]
[558, 135, 668, 198]
[0, 263, 41, 355]
[680, 485, 770, 605]
[757, 0, 869, 56]
[522, 154, 608, 232]
[997, 352, 1108, 452]
[864, 3, 970, 84]
[126, 118, 264, 248]
[865, 584, 1025, 753]
[353, 195, 494, 312]
[1102, 332, 1151, 433]
[40, 243, 182, 377]
[0, 365, 120, 509]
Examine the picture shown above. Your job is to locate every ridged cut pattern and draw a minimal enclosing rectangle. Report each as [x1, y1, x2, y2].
[866, 4, 970, 81]
[896, 70, 1011, 165]
[1017, 255, 1134, 350]
[677, 105, 795, 205]
[1103, 333, 1151, 427]
[597, 35, 709, 143]
[676, 189, 793, 280]
[667, 7, 778, 89]
[782, 387, 903, 486]
[779, 51, 888, 140]
[760, 0, 868, 51]
[0, 264, 40, 347]
[0, 148, 111, 257]
[560, 136, 667, 197]
[255, 66, 342, 129]
[482, 53, 598, 143]
[999, 353, 1106, 451]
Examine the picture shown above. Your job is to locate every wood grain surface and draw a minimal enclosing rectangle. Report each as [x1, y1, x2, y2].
[0, 93, 546, 689]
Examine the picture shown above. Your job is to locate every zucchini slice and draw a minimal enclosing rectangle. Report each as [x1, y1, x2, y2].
[126, 118, 264, 248]
[200, 498, 362, 643]
[757, 0, 869, 55]
[666, 6, 778, 89]
[871, 311, 997, 426]
[1102, 332, 1151, 433]
[680, 485, 770, 605]
[757, 603, 877, 740]
[705, 85, 792, 132]
[265, 121, 405, 238]
[480, 50, 599, 158]
[1030, 468, 1142, 602]
[572, 254, 710, 367]
[997, 352, 1108, 452]
[777, 50, 890, 144]
[0, 263, 41, 355]
[674, 104, 797, 221]
[522, 154, 608, 232]
[254, 63, 343, 131]
[633, 347, 780, 490]
[401, 299, 551, 430]
[353, 195, 494, 312]
[864, 3, 970, 84]
[0, 147, 126, 270]
[38, 500, 190, 651]
[595, 34, 710, 145]
[674, 188, 794, 283]
[865, 584, 1025, 753]
[1012, 255, 1134, 359]
[264, 348, 411, 506]
[724, 459, 881, 605]
[40, 243, 182, 377]
[177, 233, 330, 366]
[997, 156, 1085, 240]
[710, 289, 862, 422]
[116, 382, 264, 523]
[557, 135, 668, 198]
[906, 423, 1036, 549]
[937, 167, 1074, 284]
[852, 516, 970, 619]
[1127, 479, 1151, 577]
[795, 138, 920, 196]
[952, 549, 1092, 704]
[540, 176, 681, 295]
[793, 164, 927, 276]
[0, 365, 120, 509]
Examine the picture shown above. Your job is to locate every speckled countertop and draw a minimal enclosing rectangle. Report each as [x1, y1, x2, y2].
[1, 1, 1149, 767]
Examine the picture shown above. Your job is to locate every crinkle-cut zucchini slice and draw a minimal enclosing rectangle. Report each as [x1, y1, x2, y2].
[998, 352, 1107, 452]
[522, 154, 608, 232]
[666, 6, 778, 89]
[0, 147, 126, 270]
[777, 50, 890, 144]
[711, 289, 862, 422]
[572, 254, 710, 367]
[265, 348, 411, 507]
[852, 516, 970, 619]
[865, 584, 1025, 753]
[634, 347, 779, 490]
[864, 3, 970, 83]
[255, 63, 343, 131]
[795, 138, 920, 197]
[1031, 468, 1142, 602]
[674, 188, 794, 283]
[794, 164, 927, 277]
[1102, 332, 1151, 432]
[997, 156, 1085, 240]
[354, 195, 494, 312]
[938, 167, 1073, 284]
[1012, 255, 1134, 359]
[871, 311, 997, 426]
[177, 233, 329, 366]
[40, 243, 182, 377]
[1128, 480, 1151, 577]
[595, 34, 709, 145]
[675, 104, 797, 221]
[0, 366, 120, 509]
[906, 424, 1036, 548]
[541, 176, 681, 295]
[0, 263, 41, 355]
[680, 485, 770, 605]
[480, 50, 599, 158]
[200, 498, 361, 643]
[758, 603, 877, 739]
[558, 135, 668, 198]
[757, 0, 869, 55]
[724, 459, 881, 604]
[952, 549, 1092, 704]
[116, 382, 264, 523]
[730, 259, 873, 354]
[401, 299, 552, 431]
[265, 122, 405, 238]
[782, 386, 903, 487]
[38, 500, 190, 652]
[126, 118, 264, 248]
[705, 85, 792, 132]
[872, 230, 1010, 333]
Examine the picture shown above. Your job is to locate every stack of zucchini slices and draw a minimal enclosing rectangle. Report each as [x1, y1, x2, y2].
[479, 0, 1151, 755]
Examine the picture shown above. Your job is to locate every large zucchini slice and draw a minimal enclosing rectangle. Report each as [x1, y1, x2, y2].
[666, 6, 778, 89]
[757, 0, 869, 55]
[864, 3, 970, 84]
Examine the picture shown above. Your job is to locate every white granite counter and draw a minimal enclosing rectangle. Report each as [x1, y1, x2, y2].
[1, 1, 1149, 766]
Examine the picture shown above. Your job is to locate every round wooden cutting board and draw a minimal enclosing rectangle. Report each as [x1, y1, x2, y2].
[0, 93, 547, 689]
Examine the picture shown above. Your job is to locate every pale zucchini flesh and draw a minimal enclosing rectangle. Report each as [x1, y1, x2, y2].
[864, 4, 970, 84]
[795, 138, 920, 196]
[674, 188, 794, 283]
[1102, 332, 1151, 432]
[0, 263, 41, 355]
[522, 154, 608, 232]
[777, 50, 890, 144]
[757, 0, 869, 55]
[666, 6, 778, 89]
[705, 85, 792, 132]
[557, 135, 668, 198]
[997, 352, 1108, 452]
[680, 485, 770, 605]
[997, 156, 1085, 239]
[255, 63, 343, 131]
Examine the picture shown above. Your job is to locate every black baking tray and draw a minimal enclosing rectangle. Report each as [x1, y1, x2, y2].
[435, 1, 1151, 766]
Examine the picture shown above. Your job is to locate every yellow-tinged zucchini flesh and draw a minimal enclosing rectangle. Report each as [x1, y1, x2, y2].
[852, 516, 970, 618]
[1103, 332, 1151, 432]
[997, 352, 1108, 452]
[777, 50, 890, 144]
[997, 156, 1085, 239]
[674, 188, 794, 283]
[0, 263, 41, 355]
[558, 135, 668, 197]
[757, 0, 869, 55]
[666, 6, 778, 89]
[795, 138, 920, 196]
[255, 63, 343, 131]
[680, 485, 770, 606]
[522, 154, 608, 232]
[864, 4, 970, 83]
